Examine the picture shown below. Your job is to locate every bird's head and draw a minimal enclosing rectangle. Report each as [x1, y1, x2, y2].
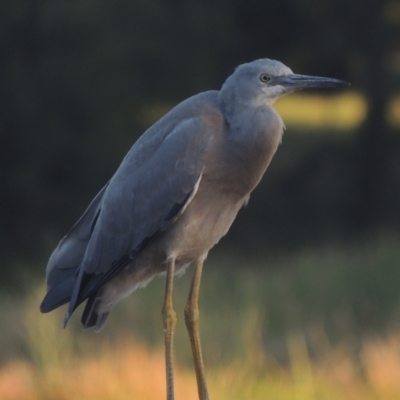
[219, 58, 349, 111]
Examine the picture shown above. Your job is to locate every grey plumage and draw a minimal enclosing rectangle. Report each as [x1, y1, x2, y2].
[40, 58, 348, 400]
[41, 92, 216, 327]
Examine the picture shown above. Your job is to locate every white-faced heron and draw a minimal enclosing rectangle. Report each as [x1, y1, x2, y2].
[40, 58, 349, 400]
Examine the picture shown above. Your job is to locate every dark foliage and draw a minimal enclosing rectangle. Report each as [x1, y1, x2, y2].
[0, 0, 398, 287]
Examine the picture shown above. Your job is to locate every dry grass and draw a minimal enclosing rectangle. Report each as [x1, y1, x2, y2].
[2, 240, 400, 399]
[2, 307, 400, 400]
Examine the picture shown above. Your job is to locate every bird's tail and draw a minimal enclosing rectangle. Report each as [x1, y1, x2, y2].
[80, 290, 110, 332]
[40, 269, 76, 313]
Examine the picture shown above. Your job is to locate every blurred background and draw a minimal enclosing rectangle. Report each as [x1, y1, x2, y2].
[1, 0, 400, 399]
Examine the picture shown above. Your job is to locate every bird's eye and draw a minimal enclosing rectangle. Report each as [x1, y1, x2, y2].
[260, 73, 271, 83]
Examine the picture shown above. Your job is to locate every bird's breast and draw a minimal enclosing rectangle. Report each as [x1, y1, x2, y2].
[207, 105, 284, 197]
[164, 107, 284, 260]
[161, 185, 245, 261]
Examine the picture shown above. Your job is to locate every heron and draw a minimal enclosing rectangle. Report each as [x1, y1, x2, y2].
[40, 58, 349, 400]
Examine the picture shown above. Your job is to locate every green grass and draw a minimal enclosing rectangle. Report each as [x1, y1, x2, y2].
[98, 236, 400, 366]
[1, 237, 400, 399]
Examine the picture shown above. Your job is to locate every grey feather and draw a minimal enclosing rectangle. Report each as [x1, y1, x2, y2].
[40, 59, 348, 333]
[41, 92, 217, 320]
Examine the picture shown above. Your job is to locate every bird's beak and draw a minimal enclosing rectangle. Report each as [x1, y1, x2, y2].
[273, 74, 350, 90]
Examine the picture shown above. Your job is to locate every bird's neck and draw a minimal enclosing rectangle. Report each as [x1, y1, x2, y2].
[218, 92, 248, 122]
[221, 106, 284, 191]
[218, 92, 276, 128]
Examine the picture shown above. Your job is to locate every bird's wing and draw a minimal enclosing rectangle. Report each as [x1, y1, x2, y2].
[41, 110, 218, 318]
[83, 116, 213, 274]
[45, 183, 109, 278]
[39, 182, 109, 313]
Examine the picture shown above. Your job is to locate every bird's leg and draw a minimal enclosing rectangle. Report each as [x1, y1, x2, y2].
[184, 258, 209, 400]
[162, 256, 177, 400]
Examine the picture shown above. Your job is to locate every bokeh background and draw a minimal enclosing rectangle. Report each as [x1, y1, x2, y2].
[1, 1, 400, 399]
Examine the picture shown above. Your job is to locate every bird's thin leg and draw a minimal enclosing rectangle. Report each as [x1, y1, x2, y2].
[184, 258, 209, 400]
[162, 256, 177, 400]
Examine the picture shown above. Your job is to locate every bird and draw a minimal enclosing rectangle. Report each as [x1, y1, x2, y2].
[40, 58, 349, 400]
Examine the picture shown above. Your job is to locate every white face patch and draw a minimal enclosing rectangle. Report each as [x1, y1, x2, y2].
[252, 85, 288, 106]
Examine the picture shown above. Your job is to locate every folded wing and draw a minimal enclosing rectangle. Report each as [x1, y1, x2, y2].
[40, 114, 215, 326]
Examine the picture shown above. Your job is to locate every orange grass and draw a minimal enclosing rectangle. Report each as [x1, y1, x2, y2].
[2, 333, 400, 400]
[0, 340, 197, 400]
[3, 241, 400, 400]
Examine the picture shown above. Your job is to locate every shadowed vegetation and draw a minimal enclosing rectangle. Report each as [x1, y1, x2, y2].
[1, 239, 400, 399]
